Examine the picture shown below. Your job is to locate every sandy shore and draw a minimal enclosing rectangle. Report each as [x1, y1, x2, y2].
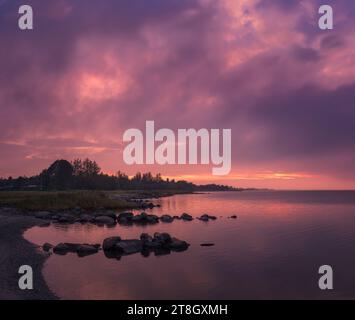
[0, 209, 57, 300]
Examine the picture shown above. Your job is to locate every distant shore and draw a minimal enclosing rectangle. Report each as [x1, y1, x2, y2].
[0, 189, 193, 212]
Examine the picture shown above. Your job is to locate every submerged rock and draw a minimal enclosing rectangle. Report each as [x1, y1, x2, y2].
[117, 217, 131, 225]
[79, 214, 92, 223]
[147, 233, 190, 251]
[140, 202, 155, 209]
[63, 243, 81, 252]
[118, 212, 134, 219]
[132, 212, 146, 223]
[154, 232, 172, 243]
[142, 233, 190, 254]
[42, 243, 53, 252]
[103, 250, 122, 260]
[146, 215, 159, 224]
[53, 233, 190, 258]
[53, 242, 100, 256]
[143, 241, 162, 249]
[199, 215, 209, 222]
[94, 215, 116, 226]
[53, 243, 70, 255]
[140, 233, 153, 243]
[115, 240, 143, 255]
[76, 244, 100, 257]
[117, 212, 134, 224]
[152, 247, 171, 256]
[198, 214, 217, 221]
[160, 215, 174, 223]
[180, 213, 193, 221]
[97, 212, 116, 220]
[103, 236, 122, 251]
[130, 212, 159, 225]
[167, 238, 190, 251]
[200, 243, 215, 247]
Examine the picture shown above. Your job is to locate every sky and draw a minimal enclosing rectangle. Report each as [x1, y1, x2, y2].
[1, 0, 355, 190]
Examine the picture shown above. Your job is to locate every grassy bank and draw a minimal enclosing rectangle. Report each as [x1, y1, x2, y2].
[0, 189, 192, 211]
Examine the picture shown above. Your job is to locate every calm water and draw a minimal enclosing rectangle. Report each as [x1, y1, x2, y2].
[25, 191, 355, 300]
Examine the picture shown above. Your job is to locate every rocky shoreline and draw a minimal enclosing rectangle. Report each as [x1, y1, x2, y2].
[43, 232, 190, 259]
[0, 199, 238, 299]
[33, 210, 222, 226]
[0, 208, 57, 300]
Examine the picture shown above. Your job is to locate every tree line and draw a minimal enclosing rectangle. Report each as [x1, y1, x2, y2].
[0, 159, 239, 192]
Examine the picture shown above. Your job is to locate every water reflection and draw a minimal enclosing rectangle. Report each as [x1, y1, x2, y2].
[25, 191, 355, 299]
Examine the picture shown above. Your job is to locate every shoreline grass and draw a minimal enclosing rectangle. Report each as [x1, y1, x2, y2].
[0, 189, 192, 211]
[0, 190, 136, 211]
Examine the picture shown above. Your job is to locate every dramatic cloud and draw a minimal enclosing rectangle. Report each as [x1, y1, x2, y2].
[1, 0, 355, 189]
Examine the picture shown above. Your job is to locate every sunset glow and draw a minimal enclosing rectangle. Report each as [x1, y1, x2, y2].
[1, 0, 355, 189]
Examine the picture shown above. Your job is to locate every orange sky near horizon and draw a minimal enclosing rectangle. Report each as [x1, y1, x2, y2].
[1, 0, 355, 190]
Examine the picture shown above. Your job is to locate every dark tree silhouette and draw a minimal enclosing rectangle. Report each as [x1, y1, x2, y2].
[72, 158, 101, 176]
[40, 160, 73, 190]
[0, 158, 239, 192]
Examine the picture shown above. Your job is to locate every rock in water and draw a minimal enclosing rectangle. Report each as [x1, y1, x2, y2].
[141, 202, 155, 209]
[146, 215, 159, 224]
[63, 243, 81, 252]
[199, 214, 210, 221]
[143, 241, 162, 249]
[42, 243, 53, 252]
[53, 242, 99, 256]
[79, 214, 92, 223]
[77, 244, 100, 257]
[180, 213, 193, 221]
[160, 215, 174, 223]
[153, 247, 171, 256]
[117, 212, 134, 224]
[115, 240, 143, 255]
[130, 212, 159, 225]
[100, 212, 116, 220]
[198, 214, 217, 221]
[131, 213, 146, 223]
[53, 243, 70, 255]
[200, 243, 215, 247]
[118, 212, 133, 219]
[94, 216, 116, 226]
[140, 233, 153, 243]
[103, 236, 122, 251]
[154, 232, 172, 243]
[168, 238, 190, 251]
